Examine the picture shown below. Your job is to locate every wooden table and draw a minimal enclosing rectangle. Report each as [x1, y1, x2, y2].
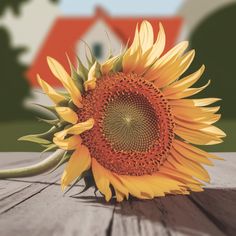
[0, 152, 235, 236]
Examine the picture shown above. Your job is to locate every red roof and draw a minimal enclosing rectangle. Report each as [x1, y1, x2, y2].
[27, 7, 183, 87]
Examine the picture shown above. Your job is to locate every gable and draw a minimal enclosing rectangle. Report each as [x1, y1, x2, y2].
[77, 19, 124, 65]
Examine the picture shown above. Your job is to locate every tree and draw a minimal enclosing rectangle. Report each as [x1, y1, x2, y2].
[0, 27, 32, 121]
[0, 0, 59, 17]
[189, 3, 236, 119]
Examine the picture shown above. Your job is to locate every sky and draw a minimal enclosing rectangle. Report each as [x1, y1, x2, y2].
[60, 0, 184, 16]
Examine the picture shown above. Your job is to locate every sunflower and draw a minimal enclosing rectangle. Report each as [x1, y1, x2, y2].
[0, 21, 225, 201]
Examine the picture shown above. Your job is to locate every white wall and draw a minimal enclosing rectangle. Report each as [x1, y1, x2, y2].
[77, 19, 124, 65]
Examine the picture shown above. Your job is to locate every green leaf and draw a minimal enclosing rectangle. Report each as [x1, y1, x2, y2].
[41, 144, 57, 153]
[18, 135, 51, 145]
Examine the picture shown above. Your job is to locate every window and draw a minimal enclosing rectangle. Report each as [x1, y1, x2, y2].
[92, 43, 103, 59]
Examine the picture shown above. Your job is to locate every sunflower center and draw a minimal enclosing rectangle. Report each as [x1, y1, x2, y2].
[103, 92, 159, 152]
[79, 72, 174, 176]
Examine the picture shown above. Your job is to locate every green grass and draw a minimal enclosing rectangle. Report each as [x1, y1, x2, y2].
[0, 119, 235, 152]
[0, 120, 50, 152]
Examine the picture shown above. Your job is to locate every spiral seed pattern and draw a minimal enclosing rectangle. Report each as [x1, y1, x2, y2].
[78, 72, 175, 176]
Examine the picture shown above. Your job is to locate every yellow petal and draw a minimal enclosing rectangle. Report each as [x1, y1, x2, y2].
[166, 80, 211, 99]
[91, 159, 129, 200]
[174, 117, 210, 130]
[169, 98, 221, 108]
[173, 140, 213, 165]
[61, 145, 91, 191]
[174, 125, 223, 145]
[122, 25, 141, 73]
[55, 107, 78, 124]
[119, 175, 154, 199]
[145, 41, 189, 81]
[53, 135, 82, 150]
[145, 23, 166, 66]
[54, 118, 94, 140]
[168, 153, 210, 182]
[200, 126, 226, 138]
[128, 24, 140, 54]
[162, 65, 205, 96]
[118, 175, 142, 198]
[92, 158, 112, 201]
[84, 61, 97, 91]
[47, 56, 82, 108]
[101, 55, 119, 74]
[139, 20, 154, 53]
[174, 139, 223, 160]
[153, 50, 195, 88]
[122, 46, 141, 73]
[37, 74, 65, 104]
[114, 189, 126, 202]
[149, 173, 183, 194]
[159, 166, 203, 185]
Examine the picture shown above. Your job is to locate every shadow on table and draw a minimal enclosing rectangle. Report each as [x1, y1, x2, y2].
[71, 188, 236, 236]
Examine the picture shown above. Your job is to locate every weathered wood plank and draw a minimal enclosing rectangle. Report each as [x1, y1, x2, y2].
[190, 189, 236, 236]
[204, 153, 236, 188]
[111, 196, 225, 236]
[0, 186, 115, 236]
[0, 152, 235, 236]
[0, 152, 62, 213]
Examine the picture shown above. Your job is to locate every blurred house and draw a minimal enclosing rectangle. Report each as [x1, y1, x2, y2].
[27, 7, 182, 89]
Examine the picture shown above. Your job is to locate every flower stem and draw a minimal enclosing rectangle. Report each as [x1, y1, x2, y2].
[0, 149, 65, 178]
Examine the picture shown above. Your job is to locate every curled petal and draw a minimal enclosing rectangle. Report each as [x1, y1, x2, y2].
[54, 118, 95, 140]
[53, 135, 82, 150]
[37, 74, 65, 104]
[55, 107, 78, 124]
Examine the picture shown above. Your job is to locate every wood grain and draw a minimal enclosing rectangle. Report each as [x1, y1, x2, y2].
[0, 152, 235, 236]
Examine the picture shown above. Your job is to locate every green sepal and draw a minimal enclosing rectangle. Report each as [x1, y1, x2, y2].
[77, 57, 88, 81]
[18, 124, 66, 146]
[64, 170, 96, 195]
[112, 54, 124, 73]
[85, 47, 96, 69]
[81, 171, 96, 192]
[37, 117, 59, 125]
[94, 61, 102, 78]
[32, 103, 58, 118]
[68, 99, 78, 111]
[18, 135, 51, 145]
[66, 55, 85, 94]
[41, 144, 57, 153]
